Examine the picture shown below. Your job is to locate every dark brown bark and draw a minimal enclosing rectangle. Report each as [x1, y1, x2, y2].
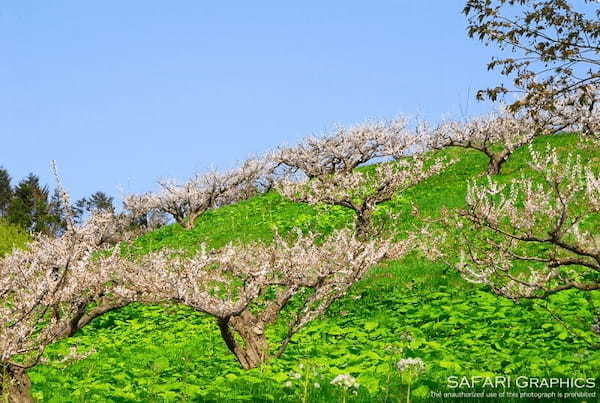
[484, 133, 541, 175]
[217, 312, 269, 369]
[486, 154, 504, 175]
[355, 211, 372, 240]
[58, 296, 130, 338]
[483, 147, 511, 176]
[177, 212, 200, 230]
[1, 365, 32, 403]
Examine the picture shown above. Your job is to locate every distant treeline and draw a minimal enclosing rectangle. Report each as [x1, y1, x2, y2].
[0, 166, 114, 235]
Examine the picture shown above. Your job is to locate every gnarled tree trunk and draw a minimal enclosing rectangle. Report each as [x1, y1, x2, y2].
[354, 209, 376, 241]
[57, 296, 131, 338]
[176, 212, 200, 230]
[1, 365, 32, 403]
[217, 312, 269, 369]
[487, 153, 507, 175]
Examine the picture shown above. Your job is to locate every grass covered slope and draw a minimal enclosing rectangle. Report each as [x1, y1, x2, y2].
[28, 134, 600, 402]
[0, 219, 29, 257]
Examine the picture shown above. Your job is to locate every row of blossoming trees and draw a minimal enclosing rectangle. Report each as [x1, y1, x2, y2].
[1, 95, 599, 401]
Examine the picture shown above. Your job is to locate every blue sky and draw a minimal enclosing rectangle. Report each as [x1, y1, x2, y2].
[0, 1, 499, 204]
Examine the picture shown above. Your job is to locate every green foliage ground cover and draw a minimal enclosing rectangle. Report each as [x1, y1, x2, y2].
[0, 218, 29, 257]
[13, 134, 600, 401]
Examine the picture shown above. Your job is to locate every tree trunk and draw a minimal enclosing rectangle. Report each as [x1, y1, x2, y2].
[355, 212, 372, 240]
[1, 365, 32, 403]
[58, 297, 131, 338]
[178, 213, 198, 230]
[486, 154, 505, 175]
[182, 218, 194, 230]
[217, 312, 269, 369]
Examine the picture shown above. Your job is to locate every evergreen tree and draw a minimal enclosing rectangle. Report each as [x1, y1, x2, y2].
[6, 174, 53, 234]
[73, 191, 115, 223]
[47, 188, 69, 235]
[87, 191, 114, 213]
[0, 167, 11, 216]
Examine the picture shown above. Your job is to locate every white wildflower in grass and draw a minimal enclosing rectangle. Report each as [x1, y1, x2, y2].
[331, 374, 360, 403]
[398, 332, 413, 342]
[396, 358, 426, 403]
[396, 358, 425, 373]
[283, 381, 293, 388]
[331, 374, 359, 389]
[294, 361, 323, 403]
[384, 344, 404, 354]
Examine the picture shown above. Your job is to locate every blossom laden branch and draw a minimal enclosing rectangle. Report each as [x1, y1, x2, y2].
[115, 229, 413, 369]
[277, 158, 452, 237]
[427, 108, 543, 175]
[272, 117, 448, 237]
[0, 209, 134, 401]
[430, 146, 599, 302]
[273, 117, 416, 178]
[124, 157, 274, 230]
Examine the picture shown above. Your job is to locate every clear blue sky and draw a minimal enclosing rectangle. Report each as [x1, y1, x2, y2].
[1, 1, 498, 204]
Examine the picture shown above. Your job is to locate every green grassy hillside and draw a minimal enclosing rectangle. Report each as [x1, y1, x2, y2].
[0, 219, 29, 257]
[20, 134, 600, 402]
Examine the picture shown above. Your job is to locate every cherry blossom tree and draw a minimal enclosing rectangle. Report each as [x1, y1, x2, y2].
[274, 118, 415, 178]
[427, 109, 545, 175]
[540, 86, 600, 140]
[116, 229, 413, 369]
[124, 157, 273, 230]
[3, 184, 407, 399]
[273, 118, 451, 238]
[278, 159, 449, 238]
[430, 146, 599, 303]
[0, 209, 128, 401]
